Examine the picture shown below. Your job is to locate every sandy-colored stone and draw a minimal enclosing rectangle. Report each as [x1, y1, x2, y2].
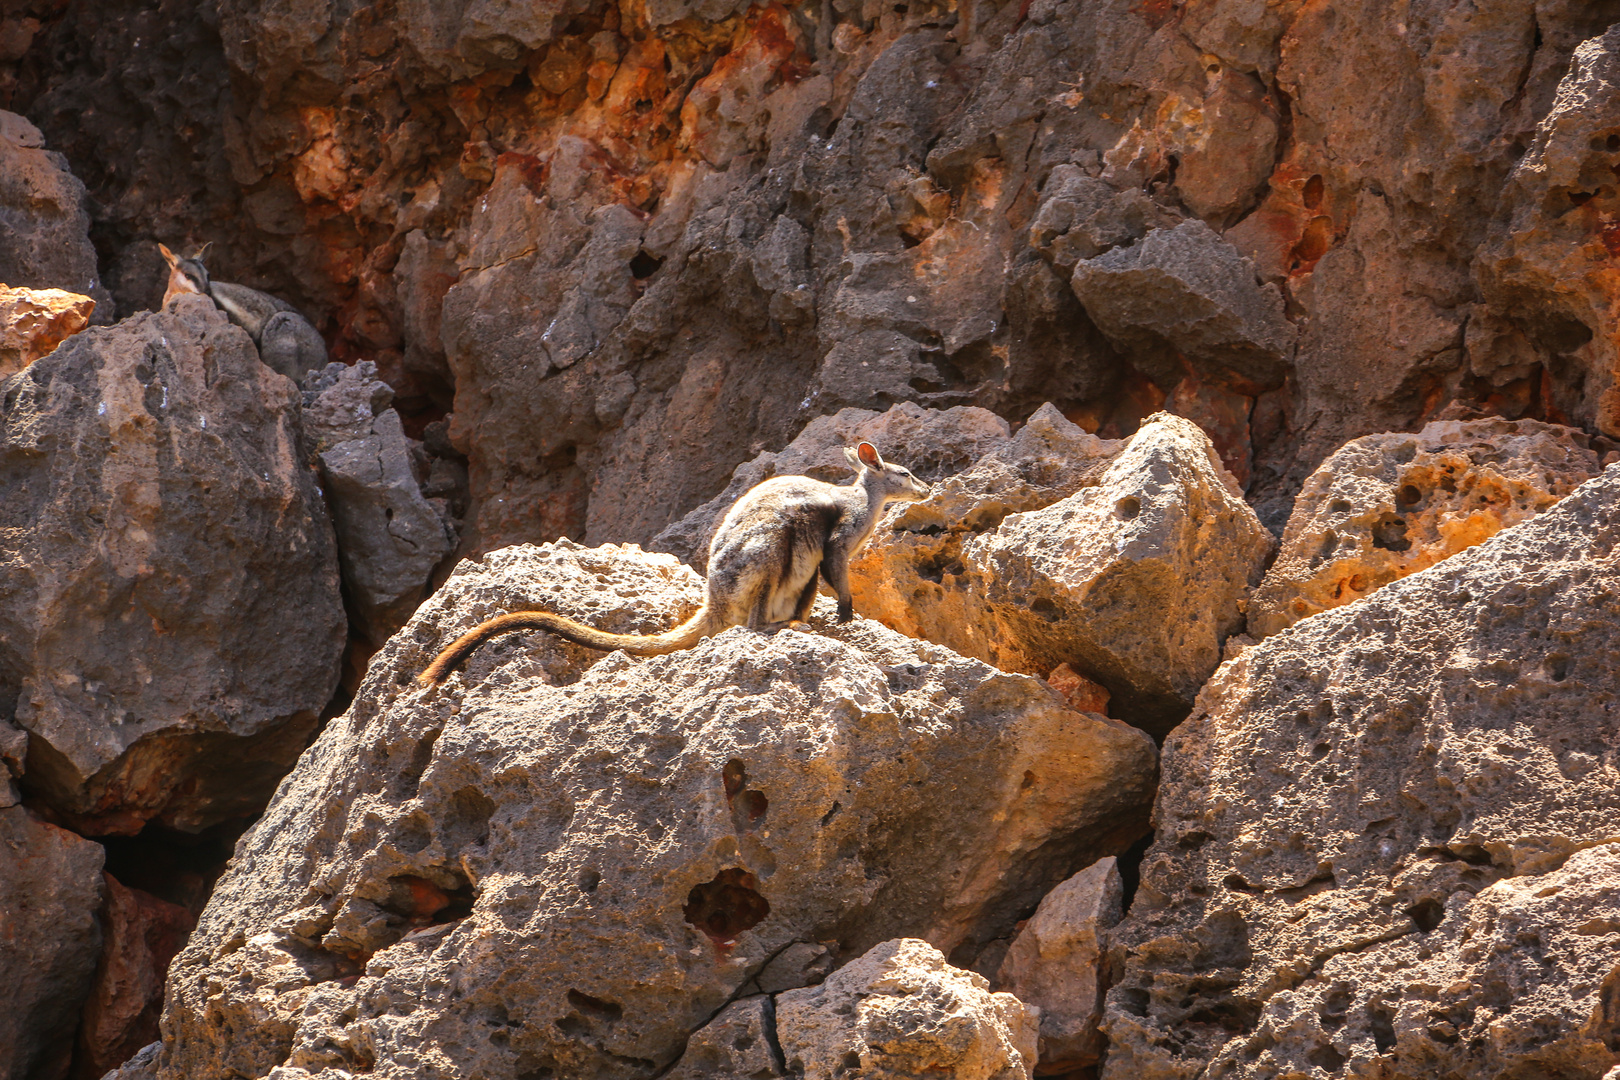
[0, 110, 110, 314]
[0, 285, 94, 377]
[0, 806, 105, 1080]
[778, 938, 1039, 1080]
[148, 540, 1155, 1079]
[653, 401, 1011, 572]
[996, 857, 1122, 1073]
[1100, 465, 1620, 1080]
[0, 295, 345, 833]
[664, 996, 784, 1080]
[1250, 417, 1603, 637]
[854, 410, 1270, 735]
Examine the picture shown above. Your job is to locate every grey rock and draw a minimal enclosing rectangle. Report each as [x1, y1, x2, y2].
[0, 806, 105, 1080]
[777, 938, 1039, 1080]
[1070, 220, 1295, 392]
[1100, 464, 1620, 1080]
[0, 296, 345, 832]
[303, 362, 456, 644]
[149, 540, 1156, 1079]
[665, 996, 784, 1080]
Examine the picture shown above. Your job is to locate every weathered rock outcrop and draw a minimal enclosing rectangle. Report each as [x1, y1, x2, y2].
[653, 400, 1011, 571]
[0, 806, 105, 1080]
[1100, 465, 1620, 1080]
[0, 295, 345, 833]
[853, 409, 1271, 734]
[777, 938, 1039, 1080]
[302, 361, 457, 644]
[0, 284, 93, 377]
[1250, 417, 1604, 637]
[996, 857, 1122, 1074]
[0, 110, 110, 314]
[150, 540, 1155, 1079]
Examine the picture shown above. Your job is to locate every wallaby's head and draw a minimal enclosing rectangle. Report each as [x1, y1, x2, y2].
[159, 242, 212, 307]
[845, 441, 931, 503]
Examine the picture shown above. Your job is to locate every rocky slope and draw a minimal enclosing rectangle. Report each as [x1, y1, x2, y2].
[1, 0, 1619, 1078]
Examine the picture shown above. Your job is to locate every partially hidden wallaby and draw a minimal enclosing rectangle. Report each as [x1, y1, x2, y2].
[159, 242, 328, 382]
[418, 441, 932, 685]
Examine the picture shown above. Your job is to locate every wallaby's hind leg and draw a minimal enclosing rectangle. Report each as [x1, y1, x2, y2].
[260, 311, 329, 382]
[820, 543, 854, 622]
[791, 571, 819, 623]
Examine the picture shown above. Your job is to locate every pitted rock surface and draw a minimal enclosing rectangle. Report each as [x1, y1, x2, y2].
[1100, 465, 1620, 1080]
[652, 400, 1011, 571]
[0, 295, 345, 833]
[150, 541, 1156, 1080]
[0, 110, 110, 315]
[1249, 417, 1604, 638]
[0, 284, 94, 377]
[777, 938, 1039, 1080]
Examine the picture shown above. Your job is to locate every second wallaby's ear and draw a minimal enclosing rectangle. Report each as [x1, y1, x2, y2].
[844, 446, 862, 469]
[158, 243, 177, 266]
[856, 442, 883, 469]
[194, 241, 212, 263]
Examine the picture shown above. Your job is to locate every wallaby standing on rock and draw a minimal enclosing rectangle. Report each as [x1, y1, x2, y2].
[419, 441, 932, 685]
[159, 243, 328, 381]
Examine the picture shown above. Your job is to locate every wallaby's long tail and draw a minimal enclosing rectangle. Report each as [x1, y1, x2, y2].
[417, 608, 713, 685]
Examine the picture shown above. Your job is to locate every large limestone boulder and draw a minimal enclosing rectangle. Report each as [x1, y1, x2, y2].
[653, 401, 1012, 572]
[0, 806, 105, 1080]
[301, 362, 457, 644]
[1101, 465, 1620, 1080]
[0, 296, 346, 833]
[1249, 417, 1604, 637]
[0, 285, 94, 378]
[0, 110, 111, 314]
[777, 938, 1039, 1080]
[854, 410, 1272, 735]
[150, 541, 1156, 1080]
[996, 857, 1123, 1074]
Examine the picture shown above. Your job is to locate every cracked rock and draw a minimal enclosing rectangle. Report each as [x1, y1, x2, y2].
[1100, 464, 1620, 1080]
[147, 540, 1155, 1079]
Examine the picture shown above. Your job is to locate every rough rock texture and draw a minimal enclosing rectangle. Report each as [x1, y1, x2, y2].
[0, 284, 94, 377]
[0, 806, 105, 1080]
[0, 109, 109, 314]
[151, 540, 1155, 1080]
[1101, 466, 1620, 1080]
[72, 875, 195, 1080]
[653, 400, 1011, 571]
[852, 410, 1270, 734]
[1250, 417, 1605, 638]
[664, 996, 785, 1080]
[302, 361, 457, 644]
[0, 295, 346, 833]
[777, 938, 1039, 1080]
[996, 857, 1122, 1074]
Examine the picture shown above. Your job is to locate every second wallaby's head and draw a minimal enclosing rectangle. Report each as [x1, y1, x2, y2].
[845, 441, 932, 503]
[159, 242, 213, 306]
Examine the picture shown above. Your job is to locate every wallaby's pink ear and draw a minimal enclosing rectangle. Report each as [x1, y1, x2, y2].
[158, 243, 177, 266]
[856, 442, 882, 469]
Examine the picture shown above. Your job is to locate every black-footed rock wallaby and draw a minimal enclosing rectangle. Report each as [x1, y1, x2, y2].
[160, 243, 328, 381]
[419, 441, 932, 685]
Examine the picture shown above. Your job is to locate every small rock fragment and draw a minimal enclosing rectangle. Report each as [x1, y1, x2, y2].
[778, 938, 1039, 1080]
[1045, 663, 1111, 715]
[665, 996, 785, 1080]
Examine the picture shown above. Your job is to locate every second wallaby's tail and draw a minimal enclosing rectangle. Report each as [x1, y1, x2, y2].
[417, 607, 714, 685]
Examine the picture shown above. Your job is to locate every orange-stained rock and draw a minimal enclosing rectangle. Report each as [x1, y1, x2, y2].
[1249, 418, 1604, 638]
[1046, 663, 1110, 716]
[0, 285, 94, 377]
[72, 874, 194, 1080]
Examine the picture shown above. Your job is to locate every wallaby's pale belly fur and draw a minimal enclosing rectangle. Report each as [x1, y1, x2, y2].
[419, 443, 931, 685]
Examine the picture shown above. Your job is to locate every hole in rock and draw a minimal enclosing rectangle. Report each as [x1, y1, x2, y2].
[1223, 874, 1264, 895]
[684, 867, 770, 942]
[1030, 596, 1060, 621]
[1328, 499, 1352, 514]
[1570, 190, 1596, 206]
[1448, 843, 1493, 866]
[723, 759, 748, 800]
[1397, 484, 1422, 506]
[1544, 654, 1571, 682]
[578, 868, 601, 893]
[819, 801, 842, 827]
[741, 789, 769, 821]
[1369, 1004, 1397, 1052]
[1306, 1043, 1347, 1071]
[1118, 830, 1154, 914]
[1610, 133, 1620, 152]
[1407, 898, 1445, 932]
[1370, 515, 1410, 552]
[1115, 496, 1141, 520]
[629, 250, 663, 279]
[99, 817, 251, 916]
[1303, 174, 1324, 209]
[1117, 987, 1150, 1017]
[566, 989, 623, 1021]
